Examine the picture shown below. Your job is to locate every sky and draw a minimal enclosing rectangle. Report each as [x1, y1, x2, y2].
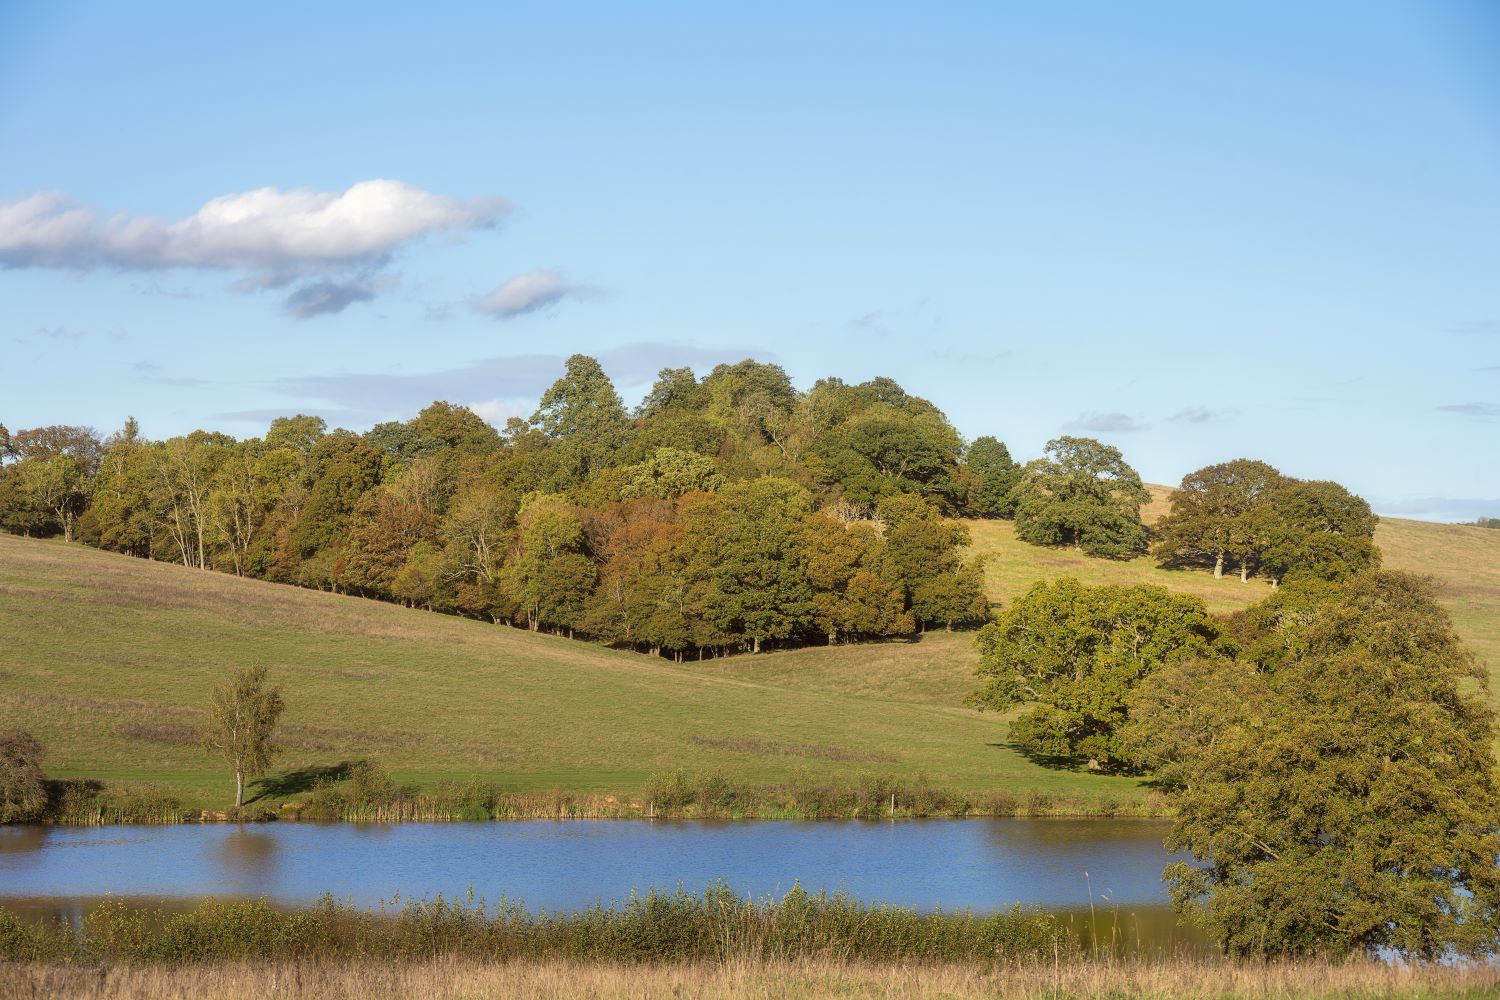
[2, 1, 1498, 521]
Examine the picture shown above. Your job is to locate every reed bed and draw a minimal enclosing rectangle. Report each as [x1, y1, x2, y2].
[0, 889, 1065, 966]
[3, 955, 1497, 999]
[35, 765, 1169, 824]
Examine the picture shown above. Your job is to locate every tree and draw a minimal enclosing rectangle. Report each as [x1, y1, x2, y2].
[968, 579, 1225, 769]
[531, 355, 630, 487]
[200, 665, 285, 809]
[803, 514, 912, 644]
[680, 478, 814, 653]
[1154, 459, 1283, 579]
[1257, 480, 1380, 585]
[264, 414, 327, 458]
[813, 405, 964, 511]
[876, 494, 986, 631]
[963, 436, 1022, 517]
[0, 729, 47, 823]
[504, 495, 590, 632]
[16, 453, 89, 541]
[1133, 573, 1500, 958]
[1011, 437, 1150, 559]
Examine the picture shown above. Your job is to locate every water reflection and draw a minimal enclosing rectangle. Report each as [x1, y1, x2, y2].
[216, 826, 280, 878]
[0, 825, 48, 854]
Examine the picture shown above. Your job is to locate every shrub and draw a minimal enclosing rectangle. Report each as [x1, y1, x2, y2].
[0, 729, 47, 823]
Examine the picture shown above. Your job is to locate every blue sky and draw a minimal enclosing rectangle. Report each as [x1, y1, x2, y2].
[2, 1, 1498, 520]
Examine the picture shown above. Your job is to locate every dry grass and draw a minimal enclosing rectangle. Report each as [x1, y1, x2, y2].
[4, 956, 1496, 1000]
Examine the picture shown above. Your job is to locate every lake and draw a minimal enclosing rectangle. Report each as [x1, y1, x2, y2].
[0, 818, 1202, 949]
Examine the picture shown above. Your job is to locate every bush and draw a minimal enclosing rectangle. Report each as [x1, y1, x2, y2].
[0, 729, 47, 822]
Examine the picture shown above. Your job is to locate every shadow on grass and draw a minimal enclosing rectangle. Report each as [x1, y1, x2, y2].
[247, 762, 354, 803]
[986, 741, 1092, 772]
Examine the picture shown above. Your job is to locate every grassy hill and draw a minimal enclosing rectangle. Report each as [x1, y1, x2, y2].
[1, 488, 1494, 814]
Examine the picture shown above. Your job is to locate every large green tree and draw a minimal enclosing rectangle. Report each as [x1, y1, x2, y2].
[1010, 437, 1150, 559]
[963, 436, 1022, 518]
[531, 355, 630, 487]
[1128, 572, 1500, 958]
[876, 494, 987, 631]
[1154, 459, 1283, 579]
[680, 478, 814, 653]
[968, 579, 1225, 769]
[1257, 479, 1380, 584]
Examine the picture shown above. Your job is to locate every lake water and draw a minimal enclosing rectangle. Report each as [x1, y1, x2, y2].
[0, 818, 1202, 948]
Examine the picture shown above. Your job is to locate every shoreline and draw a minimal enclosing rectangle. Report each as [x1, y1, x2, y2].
[21, 771, 1173, 826]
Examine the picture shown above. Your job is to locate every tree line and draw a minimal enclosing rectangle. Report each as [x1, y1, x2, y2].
[0, 355, 1380, 656]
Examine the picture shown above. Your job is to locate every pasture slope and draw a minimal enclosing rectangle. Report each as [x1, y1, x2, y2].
[0, 486, 1494, 813]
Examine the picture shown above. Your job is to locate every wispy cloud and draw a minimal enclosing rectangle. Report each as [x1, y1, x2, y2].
[472, 268, 581, 319]
[0, 180, 507, 317]
[284, 277, 385, 318]
[1166, 406, 1230, 424]
[1065, 411, 1143, 433]
[1436, 402, 1499, 419]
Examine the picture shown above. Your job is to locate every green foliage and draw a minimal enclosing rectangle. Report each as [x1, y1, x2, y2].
[1131, 572, 1500, 959]
[0, 729, 47, 823]
[531, 354, 630, 487]
[963, 436, 1021, 517]
[969, 579, 1225, 769]
[200, 665, 286, 809]
[681, 478, 815, 652]
[1011, 437, 1149, 559]
[1153, 459, 1282, 578]
[1258, 479, 1380, 584]
[619, 447, 725, 500]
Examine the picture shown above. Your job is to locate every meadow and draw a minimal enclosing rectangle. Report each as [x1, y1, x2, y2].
[0, 490, 1494, 815]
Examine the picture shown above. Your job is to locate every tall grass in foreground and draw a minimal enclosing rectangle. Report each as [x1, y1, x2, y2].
[4, 956, 1497, 999]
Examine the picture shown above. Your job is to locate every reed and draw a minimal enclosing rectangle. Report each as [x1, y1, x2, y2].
[0, 888, 1065, 966]
[30, 764, 1166, 825]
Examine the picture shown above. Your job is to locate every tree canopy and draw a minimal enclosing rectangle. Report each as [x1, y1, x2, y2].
[1125, 572, 1500, 958]
[968, 578, 1225, 769]
[1010, 437, 1150, 559]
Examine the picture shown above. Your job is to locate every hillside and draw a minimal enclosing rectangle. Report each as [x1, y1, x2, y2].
[1, 493, 1494, 813]
[0, 532, 1146, 812]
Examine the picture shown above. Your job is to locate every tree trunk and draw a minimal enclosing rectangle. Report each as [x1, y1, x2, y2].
[1214, 552, 1224, 579]
[1239, 564, 1248, 583]
[752, 636, 761, 654]
[234, 768, 244, 809]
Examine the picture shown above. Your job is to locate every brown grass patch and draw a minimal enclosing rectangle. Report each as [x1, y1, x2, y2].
[4, 957, 1496, 1000]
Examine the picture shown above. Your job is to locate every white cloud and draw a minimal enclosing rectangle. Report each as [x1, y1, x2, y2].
[472, 268, 573, 319]
[0, 180, 507, 316]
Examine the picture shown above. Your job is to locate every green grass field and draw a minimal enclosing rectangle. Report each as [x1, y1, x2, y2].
[0, 490, 1494, 814]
